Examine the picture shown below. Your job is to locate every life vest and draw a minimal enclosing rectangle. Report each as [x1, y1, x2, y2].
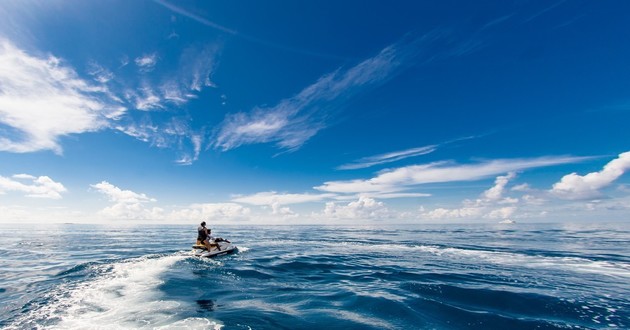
[197, 226, 208, 242]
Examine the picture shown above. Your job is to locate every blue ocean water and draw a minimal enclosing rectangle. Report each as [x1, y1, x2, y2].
[0, 223, 628, 329]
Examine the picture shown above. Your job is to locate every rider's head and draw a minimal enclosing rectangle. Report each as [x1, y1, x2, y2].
[201, 221, 206, 227]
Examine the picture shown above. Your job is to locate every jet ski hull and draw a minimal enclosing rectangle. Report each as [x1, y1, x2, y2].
[192, 240, 237, 258]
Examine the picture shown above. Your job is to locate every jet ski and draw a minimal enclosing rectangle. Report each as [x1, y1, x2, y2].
[192, 239, 237, 258]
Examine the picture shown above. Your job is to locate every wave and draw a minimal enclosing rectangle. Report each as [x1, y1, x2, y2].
[6, 254, 223, 330]
[409, 244, 630, 279]
[306, 240, 630, 279]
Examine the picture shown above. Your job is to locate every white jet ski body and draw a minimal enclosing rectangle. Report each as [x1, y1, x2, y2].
[192, 240, 237, 258]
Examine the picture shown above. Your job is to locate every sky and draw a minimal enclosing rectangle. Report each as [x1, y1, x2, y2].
[1, 0, 629, 225]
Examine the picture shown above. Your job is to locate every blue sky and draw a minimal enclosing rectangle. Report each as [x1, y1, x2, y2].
[1, 0, 629, 224]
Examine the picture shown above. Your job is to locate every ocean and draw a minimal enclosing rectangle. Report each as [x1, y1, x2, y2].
[0, 223, 628, 329]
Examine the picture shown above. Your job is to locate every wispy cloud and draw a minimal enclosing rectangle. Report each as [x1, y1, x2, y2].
[0, 39, 125, 154]
[114, 116, 204, 165]
[153, 0, 238, 35]
[523, 0, 568, 23]
[316, 156, 590, 194]
[551, 151, 630, 200]
[339, 145, 438, 170]
[86, 61, 114, 84]
[338, 136, 480, 170]
[232, 191, 337, 206]
[135, 53, 158, 72]
[0, 38, 219, 161]
[0, 174, 67, 199]
[154, 0, 348, 60]
[213, 36, 424, 152]
[112, 45, 219, 163]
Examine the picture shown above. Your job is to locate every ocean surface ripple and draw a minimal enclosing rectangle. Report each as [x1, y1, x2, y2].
[0, 223, 628, 329]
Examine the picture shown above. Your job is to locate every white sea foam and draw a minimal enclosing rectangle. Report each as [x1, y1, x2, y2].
[412, 244, 630, 278]
[326, 240, 630, 278]
[9, 255, 223, 330]
[324, 309, 394, 329]
[238, 246, 250, 252]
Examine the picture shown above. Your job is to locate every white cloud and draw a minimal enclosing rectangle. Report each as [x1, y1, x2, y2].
[338, 145, 438, 170]
[336, 136, 480, 171]
[114, 117, 203, 165]
[425, 206, 484, 219]
[0, 39, 124, 153]
[213, 40, 411, 152]
[169, 203, 251, 221]
[486, 206, 516, 219]
[232, 191, 336, 206]
[511, 183, 532, 192]
[129, 87, 163, 111]
[86, 61, 114, 84]
[0, 174, 67, 199]
[321, 196, 392, 220]
[157, 44, 219, 106]
[483, 172, 516, 200]
[551, 151, 630, 200]
[522, 194, 546, 205]
[422, 172, 524, 221]
[110, 45, 219, 163]
[99, 202, 165, 220]
[134, 53, 158, 71]
[91, 181, 155, 204]
[90, 181, 164, 220]
[174, 133, 203, 166]
[269, 203, 298, 217]
[316, 156, 588, 194]
[357, 192, 431, 199]
[87, 180, 254, 221]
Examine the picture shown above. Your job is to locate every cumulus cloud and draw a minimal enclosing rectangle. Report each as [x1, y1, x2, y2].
[551, 151, 630, 200]
[486, 206, 516, 219]
[423, 172, 521, 221]
[169, 203, 251, 221]
[317, 156, 588, 194]
[483, 172, 516, 200]
[90, 181, 163, 219]
[0, 174, 67, 199]
[425, 206, 484, 219]
[320, 196, 392, 220]
[0, 39, 125, 154]
[90, 181, 253, 221]
[269, 203, 297, 217]
[91, 181, 156, 204]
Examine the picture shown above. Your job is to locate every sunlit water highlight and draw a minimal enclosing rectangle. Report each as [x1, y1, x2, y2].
[0, 223, 628, 329]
